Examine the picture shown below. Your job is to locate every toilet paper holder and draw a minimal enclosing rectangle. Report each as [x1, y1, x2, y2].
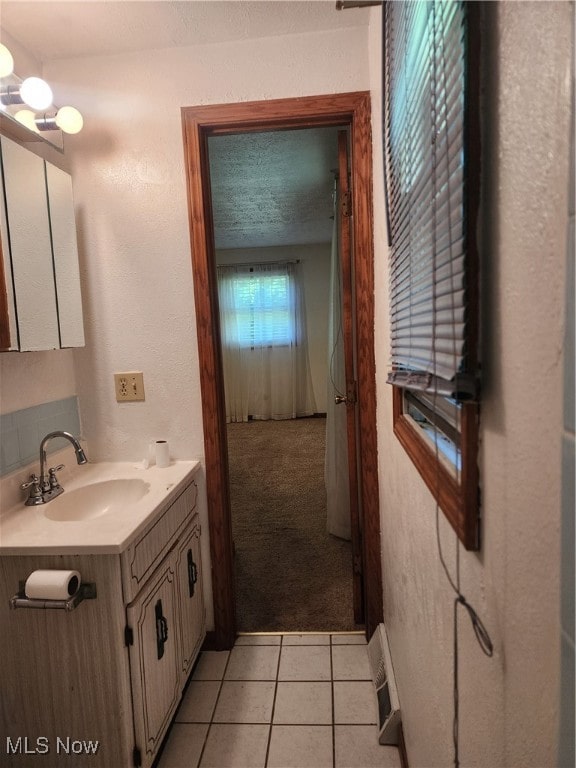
[9, 581, 97, 611]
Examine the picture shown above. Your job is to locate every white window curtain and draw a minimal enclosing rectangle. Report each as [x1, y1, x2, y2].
[217, 262, 316, 422]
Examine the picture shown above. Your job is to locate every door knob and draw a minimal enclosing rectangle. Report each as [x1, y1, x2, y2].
[334, 395, 347, 405]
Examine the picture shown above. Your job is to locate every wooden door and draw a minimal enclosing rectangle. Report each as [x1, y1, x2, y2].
[0, 136, 59, 351]
[175, 518, 206, 682]
[127, 557, 180, 768]
[337, 130, 364, 623]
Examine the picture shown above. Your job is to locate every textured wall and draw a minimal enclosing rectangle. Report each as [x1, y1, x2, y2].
[0, 350, 77, 415]
[370, 3, 572, 766]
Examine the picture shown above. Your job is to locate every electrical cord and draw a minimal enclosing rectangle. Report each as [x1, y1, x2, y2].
[434, 495, 493, 664]
[436, 501, 493, 767]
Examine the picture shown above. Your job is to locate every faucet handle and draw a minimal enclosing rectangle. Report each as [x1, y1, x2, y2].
[21, 473, 40, 490]
[48, 464, 65, 489]
[21, 474, 42, 504]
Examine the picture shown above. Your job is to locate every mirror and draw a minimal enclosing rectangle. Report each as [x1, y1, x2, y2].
[0, 135, 84, 351]
[1, 135, 59, 350]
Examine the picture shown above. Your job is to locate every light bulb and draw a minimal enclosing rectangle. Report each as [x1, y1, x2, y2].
[55, 105, 83, 134]
[14, 109, 39, 133]
[0, 44, 14, 78]
[20, 77, 53, 110]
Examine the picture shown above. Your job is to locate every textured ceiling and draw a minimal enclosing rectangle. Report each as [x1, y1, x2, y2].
[0, 1, 370, 63]
[209, 127, 340, 250]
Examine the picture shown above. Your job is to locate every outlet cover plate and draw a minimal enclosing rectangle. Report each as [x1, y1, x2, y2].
[114, 372, 145, 402]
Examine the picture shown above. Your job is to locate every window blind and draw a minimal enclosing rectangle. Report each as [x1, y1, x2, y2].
[384, 0, 477, 401]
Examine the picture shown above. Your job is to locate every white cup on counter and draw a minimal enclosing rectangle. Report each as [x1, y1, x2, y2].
[154, 440, 170, 468]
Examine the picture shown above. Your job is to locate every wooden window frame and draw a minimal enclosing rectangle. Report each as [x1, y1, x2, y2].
[393, 389, 479, 549]
[385, 2, 482, 551]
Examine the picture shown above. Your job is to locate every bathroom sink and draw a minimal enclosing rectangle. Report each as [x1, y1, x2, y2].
[0, 459, 199, 554]
[42, 478, 150, 522]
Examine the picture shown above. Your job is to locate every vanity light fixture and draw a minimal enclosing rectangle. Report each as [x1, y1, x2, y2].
[13, 108, 38, 133]
[19, 76, 53, 110]
[1, 76, 53, 110]
[16, 105, 84, 135]
[0, 43, 14, 78]
[0, 43, 83, 136]
[53, 105, 83, 134]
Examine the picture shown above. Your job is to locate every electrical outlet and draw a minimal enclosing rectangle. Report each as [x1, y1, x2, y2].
[114, 372, 145, 402]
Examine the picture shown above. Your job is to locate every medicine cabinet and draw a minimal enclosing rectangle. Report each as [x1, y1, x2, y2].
[0, 135, 85, 351]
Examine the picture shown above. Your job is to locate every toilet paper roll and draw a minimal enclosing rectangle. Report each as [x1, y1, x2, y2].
[25, 570, 81, 601]
[155, 440, 170, 468]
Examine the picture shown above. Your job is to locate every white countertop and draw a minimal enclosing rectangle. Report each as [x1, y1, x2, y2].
[0, 460, 200, 555]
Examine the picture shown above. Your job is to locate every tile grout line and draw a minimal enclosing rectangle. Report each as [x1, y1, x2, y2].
[331, 634, 336, 768]
[263, 634, 283, 767]
[196, 650, 232, 768]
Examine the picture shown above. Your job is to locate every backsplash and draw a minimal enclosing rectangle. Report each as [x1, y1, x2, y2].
[0, 396, 81, 476]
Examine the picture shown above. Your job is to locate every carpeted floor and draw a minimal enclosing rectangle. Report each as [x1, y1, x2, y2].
[227, 417, 357, 633]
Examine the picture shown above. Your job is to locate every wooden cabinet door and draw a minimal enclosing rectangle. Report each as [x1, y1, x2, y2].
[175, 518, 206, 682]
[0, 136, 59, 351]
[0, 137, 85, 352]
[127, 555, 180, 768]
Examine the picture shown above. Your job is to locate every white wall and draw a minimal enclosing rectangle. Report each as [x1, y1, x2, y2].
[0, 351, 77, 414]
[369, 3, 572, 766]
[216, 244, 331, 413]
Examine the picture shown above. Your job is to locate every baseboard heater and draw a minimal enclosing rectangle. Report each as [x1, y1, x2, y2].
[367, 622, 402, 745]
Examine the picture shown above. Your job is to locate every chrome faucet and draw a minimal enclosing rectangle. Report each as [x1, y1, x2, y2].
[21, 431, 88, 506]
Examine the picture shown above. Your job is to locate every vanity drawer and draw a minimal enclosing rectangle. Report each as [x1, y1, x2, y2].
[121, 481, 197, 602]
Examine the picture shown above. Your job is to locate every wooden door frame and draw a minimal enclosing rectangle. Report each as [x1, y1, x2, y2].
[181, 92, 382, 649]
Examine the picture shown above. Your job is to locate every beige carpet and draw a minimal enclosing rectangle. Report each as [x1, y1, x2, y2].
[227, 417, 358, 632]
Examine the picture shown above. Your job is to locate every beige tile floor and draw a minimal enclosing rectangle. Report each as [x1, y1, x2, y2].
[157, 633, 401, 768]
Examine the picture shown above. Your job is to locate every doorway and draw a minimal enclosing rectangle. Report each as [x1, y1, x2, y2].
[181, 92, 382, 649]
[209, 126, 354, 632]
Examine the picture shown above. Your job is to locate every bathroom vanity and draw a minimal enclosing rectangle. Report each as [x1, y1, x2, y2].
[0, 461, 205, 768]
